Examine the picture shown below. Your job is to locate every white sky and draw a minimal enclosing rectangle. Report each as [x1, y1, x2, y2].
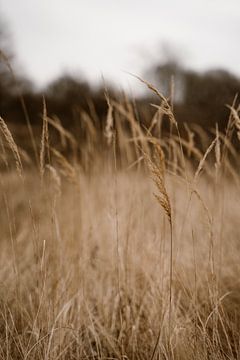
[1, 0, 240, 94]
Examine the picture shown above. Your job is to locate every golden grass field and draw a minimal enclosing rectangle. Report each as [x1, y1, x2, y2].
[0, 86, 240, 359]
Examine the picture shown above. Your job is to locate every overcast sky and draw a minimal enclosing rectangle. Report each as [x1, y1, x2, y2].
[1, 0, 240, 94]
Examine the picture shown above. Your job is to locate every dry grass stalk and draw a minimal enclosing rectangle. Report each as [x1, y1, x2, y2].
[0, 50, 38, 164]
[40, 98, 50, 181]
[227, 104, 240, 141]
[46, 164, 61, 199]
[148, 105, 164, 135]
[144, 141, 173, 359]
[151, 102, 177, 127]
[2, 87, 240, 359]
[193, 137, 217, 185]
[51, 148, 77, 184]
[0, 133, 9, 168]
[48, 115, 78, 150]
[184, 123, 195, 158]
[215, 123, 221, 171]
[104, 93, 114, 146]
[172, 135, 203, 161]
[133, 76, 187, 185]
[0, 117, 23, 178]
[112, 99, 150, 158]
[81, 111, 98, 140]
[145, 143, 171, 224]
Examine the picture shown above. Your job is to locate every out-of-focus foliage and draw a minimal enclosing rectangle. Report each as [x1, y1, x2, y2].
[146, 61, 240, 130]
[0, 17, 239, 133]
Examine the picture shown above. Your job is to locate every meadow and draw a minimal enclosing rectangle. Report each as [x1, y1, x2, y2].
[0, 84, 240, 359]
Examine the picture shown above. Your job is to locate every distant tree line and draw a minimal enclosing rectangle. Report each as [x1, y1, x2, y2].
[0, 61, 239, 133]
[145, 61, 240, 130]
[0, 18, 239, 134]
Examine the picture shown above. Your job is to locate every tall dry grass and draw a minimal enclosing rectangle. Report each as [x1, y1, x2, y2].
[0, 85, 240, 360]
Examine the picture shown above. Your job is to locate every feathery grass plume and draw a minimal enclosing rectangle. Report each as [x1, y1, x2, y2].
[0, 132, 8, 168]
[150, 102, 177, 127]
[2, 140, 32, 166]
[46, 164, 61, 200]
[112, 99, 150, 158]
[227, 104, 240, 141]
[104, 92, 114, 146]
[0, 50, 38, 165]
[144, 141, 173, 359]
[0, 117, 23, 179]
[219, 98, 239, 177]
[126, 74, 177, 128]
[131, 75, 188, 185]
[148, 104, 164, 136]
[51, 148, 77, 184]
[184, 123, 195, 158]
[172, 135, 203, 161]
[193, 137, 217, 185]
[215, 123, 221, 170]
[81, 110, 98, 140]
[40, 98, 50, 181]
[143, 136, 171, 224]
[48, 115, 78, 151]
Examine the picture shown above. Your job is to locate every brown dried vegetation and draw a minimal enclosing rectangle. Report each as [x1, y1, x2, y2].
[0, 84, 240, 360]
